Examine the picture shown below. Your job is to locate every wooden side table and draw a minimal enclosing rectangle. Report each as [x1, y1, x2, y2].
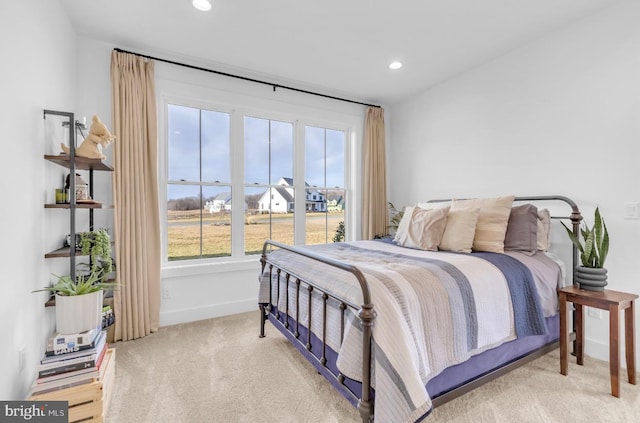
[559, 286, 638, 397]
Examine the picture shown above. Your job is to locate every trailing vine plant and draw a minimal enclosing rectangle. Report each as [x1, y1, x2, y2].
[80, 228, 114, 279]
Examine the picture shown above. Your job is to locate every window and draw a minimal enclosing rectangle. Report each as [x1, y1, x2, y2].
[167, 104, 231, 261]
[244, 116, 294, 255]
[163, 95, 355, 265]
[305, 126, 346, 245]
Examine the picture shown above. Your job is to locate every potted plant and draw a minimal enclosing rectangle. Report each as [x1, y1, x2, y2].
[561, 206, 609, 291]
[333, 221, 345, 242]
[34, 271, 118, 335]
[388, 202, 405, 235]
[34, 228, 117, 334]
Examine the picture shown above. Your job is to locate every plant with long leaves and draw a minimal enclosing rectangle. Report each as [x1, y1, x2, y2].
[33, 272, 118, 296]
[388, 202, 405, 233]
[561, 206, 609, 268]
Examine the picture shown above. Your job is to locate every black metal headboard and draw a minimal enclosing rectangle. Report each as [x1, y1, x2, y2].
[426, 195, 582, 282]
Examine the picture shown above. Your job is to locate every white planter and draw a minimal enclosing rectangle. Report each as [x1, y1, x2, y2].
[55, 290, 103, 334]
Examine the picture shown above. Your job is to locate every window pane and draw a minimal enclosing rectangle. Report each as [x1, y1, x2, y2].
[244, 117, 269, 185]
[245, 117, 293, 185]
[202, 186, 231, 258]
[326, 129, 345, 188]
[270, 120, 293, 185]
[306, 190, 345, 245]
[328, 190, 345, 243]
[167, 184, 202, 261]
[305, 126, 325, 187]
[268, 184, 295, 247]
[168, 105, 200, 182]
[304, 127, 346, 245]
[245, 186, 295, 255]
[201, 110, 230, 183]
[245, 186, 269, 255]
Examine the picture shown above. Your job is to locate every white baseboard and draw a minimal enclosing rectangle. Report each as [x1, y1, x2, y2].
[584, 337, 609, 362]
[583, 337, 637, 370]
[159, 298, 257, 327]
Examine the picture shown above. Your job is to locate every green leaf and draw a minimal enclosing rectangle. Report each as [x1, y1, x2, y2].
[561, 221, 584, 254]
[583, 229, 594, 263]
[562, 206, 609, 268]
[599, 219, 609, 267]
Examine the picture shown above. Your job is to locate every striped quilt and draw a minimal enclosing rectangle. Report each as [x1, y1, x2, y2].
[259, 240, 550, 423]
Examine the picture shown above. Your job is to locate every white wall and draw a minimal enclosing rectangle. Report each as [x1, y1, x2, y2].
[0, 0, 77, 399]
[390, 0, 640, 364]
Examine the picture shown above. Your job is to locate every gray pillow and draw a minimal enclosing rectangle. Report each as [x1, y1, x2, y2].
[504, 204, 538, 252]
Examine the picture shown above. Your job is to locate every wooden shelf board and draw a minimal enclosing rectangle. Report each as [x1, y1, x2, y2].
[44, 246, 85, 258]
[44, 154, 113, 171]
[45, 295, 55, 307]
[45, 203, 106, 209]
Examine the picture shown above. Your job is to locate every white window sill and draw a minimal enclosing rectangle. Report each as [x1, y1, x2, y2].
[162, 256, 262, 278]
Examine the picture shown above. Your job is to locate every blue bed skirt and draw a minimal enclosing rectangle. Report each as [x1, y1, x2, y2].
[266, 310, 559, 408]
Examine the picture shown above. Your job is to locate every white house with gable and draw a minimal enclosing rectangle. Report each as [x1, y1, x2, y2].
[205, 192, 231, 213]
[257, 177, 326, 213]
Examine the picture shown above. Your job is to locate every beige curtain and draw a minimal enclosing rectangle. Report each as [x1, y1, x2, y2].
[361, 107, 388, 239]
[110, 51, 161, 341]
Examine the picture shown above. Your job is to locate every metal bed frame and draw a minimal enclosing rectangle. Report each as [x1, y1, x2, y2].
[259, 195, 582, 422]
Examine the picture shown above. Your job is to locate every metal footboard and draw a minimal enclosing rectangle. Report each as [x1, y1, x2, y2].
[260, 240, 376, 422]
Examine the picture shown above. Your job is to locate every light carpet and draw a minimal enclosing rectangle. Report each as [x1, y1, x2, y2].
[105, 311, 639, 422]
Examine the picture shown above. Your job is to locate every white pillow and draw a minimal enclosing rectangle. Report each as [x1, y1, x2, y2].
[450, 195, 515, 253]
[393, 206, 415, 243]
[396, 207, 449, 251]
[416, 201, 450, 210]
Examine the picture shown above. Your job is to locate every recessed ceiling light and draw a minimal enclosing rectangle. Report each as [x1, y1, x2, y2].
[389, 61, 403, 70]
[192, 0, 212, 11]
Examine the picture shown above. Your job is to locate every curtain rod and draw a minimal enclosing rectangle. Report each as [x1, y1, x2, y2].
[113, 48, 381, 108]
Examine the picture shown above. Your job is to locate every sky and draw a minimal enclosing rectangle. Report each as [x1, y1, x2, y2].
[166, 104, 345, 204]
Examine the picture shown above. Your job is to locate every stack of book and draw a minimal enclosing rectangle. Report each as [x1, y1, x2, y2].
[102, 305, 115, 329]
[31, 325, 108, 395]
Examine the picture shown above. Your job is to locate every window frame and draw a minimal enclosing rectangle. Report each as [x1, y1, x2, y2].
[166, 104, 234, 261]
[157, 83, 362, 274]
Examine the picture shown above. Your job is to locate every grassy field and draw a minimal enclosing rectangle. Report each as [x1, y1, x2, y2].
[167, 210, 344, 260]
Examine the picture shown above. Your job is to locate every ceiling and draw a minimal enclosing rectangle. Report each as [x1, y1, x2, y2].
[60, 0, 620, 105]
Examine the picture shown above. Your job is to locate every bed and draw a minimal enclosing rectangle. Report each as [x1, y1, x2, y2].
[258, 195, 582, 423]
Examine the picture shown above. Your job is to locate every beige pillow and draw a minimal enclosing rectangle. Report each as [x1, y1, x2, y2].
[537, 208, 551, 251]
[439, 208, 480, 253]
[450, 195, 515, 253]
[396, 207, 449, 251]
